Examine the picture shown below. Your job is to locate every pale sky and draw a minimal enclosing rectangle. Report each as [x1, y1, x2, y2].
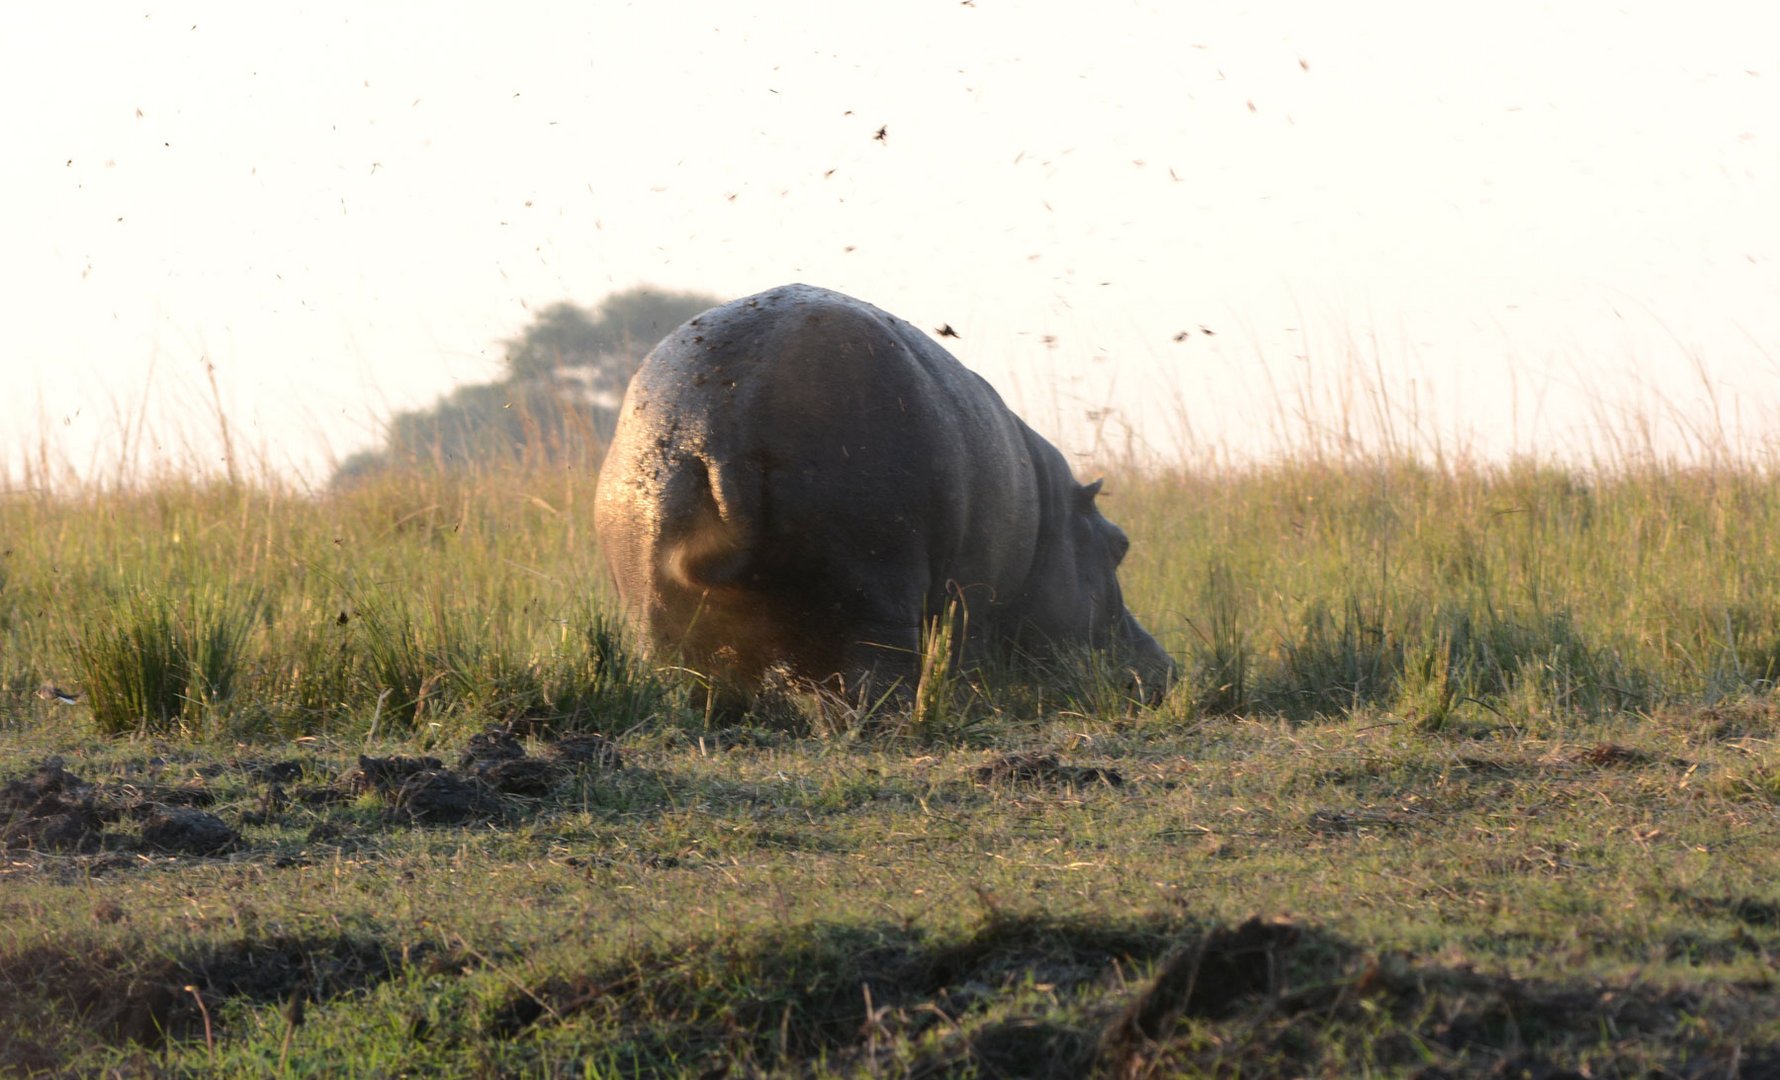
[4, 1, 1777, 486]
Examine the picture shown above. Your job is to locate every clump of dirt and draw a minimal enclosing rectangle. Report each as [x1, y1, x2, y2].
[240, 758, 308, 784]
[388, 768, 497, 823]
[342, 740, 592, 821]
[4, 759, 246, 858]
[973, 751, 1123, 789]
[474, 757, 564, 797]
[459, 726, 526, 768]
[238, 783, 290, 826]
[454, 726, 569, 796]
[130, 781, 217, 809]
[292, 781, 348, 808]
[138, 806, 239, 855]
[540, 732, 622, 770]
[1, 759, 104, 852]
[338, 754, 445, 795]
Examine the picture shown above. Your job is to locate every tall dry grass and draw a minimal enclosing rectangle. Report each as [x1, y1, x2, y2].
[5, 355, 1779, 739]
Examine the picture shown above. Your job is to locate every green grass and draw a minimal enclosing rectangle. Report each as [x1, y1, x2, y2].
[6, 454, 1780, 1075]
[1111, 461, 1780, 724]
[9, 458, 1780, 741]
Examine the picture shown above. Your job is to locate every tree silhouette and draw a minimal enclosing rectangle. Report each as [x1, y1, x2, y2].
[334, 286, 719, 484]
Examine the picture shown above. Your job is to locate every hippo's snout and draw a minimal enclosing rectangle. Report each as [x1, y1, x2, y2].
[1119, 609, 1176, 703]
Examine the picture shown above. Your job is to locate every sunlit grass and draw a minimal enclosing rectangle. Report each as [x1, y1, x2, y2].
[11, 451, 1780, 742]
[1111, 459, 1780, 727]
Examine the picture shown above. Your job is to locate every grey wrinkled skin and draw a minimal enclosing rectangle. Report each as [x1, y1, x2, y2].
[593, 284, 1175, 703]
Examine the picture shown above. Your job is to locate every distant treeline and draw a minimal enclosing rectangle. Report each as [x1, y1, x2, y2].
[334, 287, 720, 485]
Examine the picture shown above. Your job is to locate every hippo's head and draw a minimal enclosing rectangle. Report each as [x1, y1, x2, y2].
[1030, 479, 1176, 700]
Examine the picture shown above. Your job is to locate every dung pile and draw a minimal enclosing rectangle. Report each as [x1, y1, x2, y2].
[1, 759, 104, 852]
[1, 758, 237, 856]
[340, 727, 623, 822]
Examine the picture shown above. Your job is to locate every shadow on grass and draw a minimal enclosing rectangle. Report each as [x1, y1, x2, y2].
[0, 928, 471, 1067]
[7, 902, 1778, 1077]
[486, 908, 1208, 1075]
[485, 908, 1778, 1079]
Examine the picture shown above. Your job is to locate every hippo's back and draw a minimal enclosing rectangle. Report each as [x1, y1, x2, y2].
[593, 284, 1040, 692]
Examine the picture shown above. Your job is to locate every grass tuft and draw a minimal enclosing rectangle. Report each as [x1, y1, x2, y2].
[73, 584, 259, 735]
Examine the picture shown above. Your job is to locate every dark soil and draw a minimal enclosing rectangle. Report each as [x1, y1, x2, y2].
[452, 727, 567, 795]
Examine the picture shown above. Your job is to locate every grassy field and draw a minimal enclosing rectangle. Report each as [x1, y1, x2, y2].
[5, 455, 1780, 1076]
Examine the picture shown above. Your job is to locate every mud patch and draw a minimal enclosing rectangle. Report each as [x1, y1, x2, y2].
[456, 728, 570, 796]
[341, 732, 618, 818]
[973, 751, 1124, 789]
[126, 780, 217, 809]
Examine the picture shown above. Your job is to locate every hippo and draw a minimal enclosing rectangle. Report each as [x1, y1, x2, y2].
[592, 283, 1174, 705]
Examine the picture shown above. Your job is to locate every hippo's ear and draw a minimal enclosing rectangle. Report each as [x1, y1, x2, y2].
[1075, 479, 1104, 513]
